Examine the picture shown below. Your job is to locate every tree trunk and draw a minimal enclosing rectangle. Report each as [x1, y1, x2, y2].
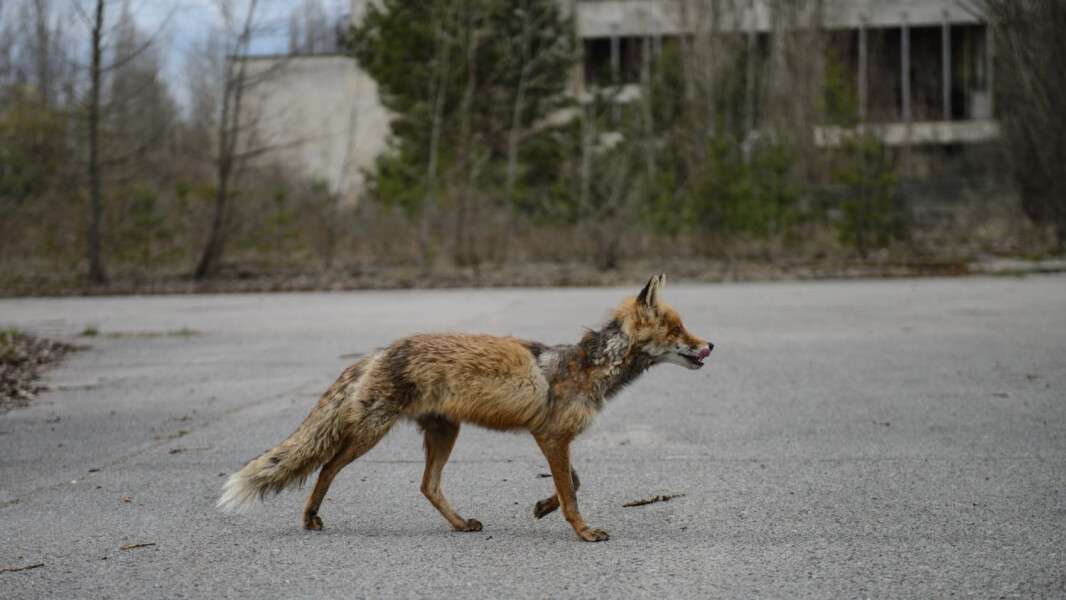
[87, 0, 108, 285]
[194, 0, 258, 280]
[194, 159, 231, 279]
[502, 5, 536, 263]
[640, 35, 656, 182]
[421, 8, 451, 268]
[454, 20, 479, 266]
[503, 63, 530, 264]
[194, 66, 234, 280]
[33, 0, 51, 107]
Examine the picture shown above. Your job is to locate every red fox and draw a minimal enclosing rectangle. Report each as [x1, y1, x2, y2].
[217, 274, 713, 542]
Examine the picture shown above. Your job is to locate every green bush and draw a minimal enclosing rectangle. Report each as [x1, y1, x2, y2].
[643, 137, 799, 240]
[831, 134, 900, 258]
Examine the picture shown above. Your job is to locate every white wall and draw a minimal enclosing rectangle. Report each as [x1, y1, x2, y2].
[240, 55, 390, 205]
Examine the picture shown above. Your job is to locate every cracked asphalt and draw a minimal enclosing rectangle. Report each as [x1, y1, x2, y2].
[1, 276, 1064, 598]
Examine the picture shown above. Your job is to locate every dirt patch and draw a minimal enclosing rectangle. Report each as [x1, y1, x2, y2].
[0, 330, 77, 414]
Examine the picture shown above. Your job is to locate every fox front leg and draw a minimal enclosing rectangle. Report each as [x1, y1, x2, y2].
[533, 469, 580, 519]
[534, 436, 608, 542]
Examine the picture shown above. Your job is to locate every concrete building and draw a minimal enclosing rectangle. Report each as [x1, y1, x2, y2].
[576, 0, 997, 148]
[240, 0, 996, 199]
[240, 54, 390, 205]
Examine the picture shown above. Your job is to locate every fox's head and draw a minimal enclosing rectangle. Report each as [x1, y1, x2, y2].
[616, 274, 714, 370]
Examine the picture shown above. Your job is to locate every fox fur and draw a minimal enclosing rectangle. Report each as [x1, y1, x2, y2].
[218, 273, 713, 542]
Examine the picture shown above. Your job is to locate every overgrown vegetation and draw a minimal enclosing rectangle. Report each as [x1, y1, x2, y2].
[983, 0, 1066, 249]
[0, 0, 1056, 294]
[350, 0, 576, 266]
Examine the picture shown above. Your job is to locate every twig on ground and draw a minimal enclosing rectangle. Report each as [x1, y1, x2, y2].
[0, 563, 44, 574]
[119, 543, 155, 550]
[623, 493, 686, 508]
[168, 446, 211, 454]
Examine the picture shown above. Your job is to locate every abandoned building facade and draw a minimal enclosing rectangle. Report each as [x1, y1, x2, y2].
[578, 0, 995, 147]
[242, 0, 997, 202]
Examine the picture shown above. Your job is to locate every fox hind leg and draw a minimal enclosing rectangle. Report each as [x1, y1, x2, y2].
[418, 415, 481, 532]
[533, 469, 579, 519]
[303, 446, 359, 530]
[303, 411, 398, 531]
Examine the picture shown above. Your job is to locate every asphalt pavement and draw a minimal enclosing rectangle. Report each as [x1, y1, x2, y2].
[1, 276, 1064, 598]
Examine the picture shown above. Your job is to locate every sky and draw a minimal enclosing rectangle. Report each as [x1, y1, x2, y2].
[133, 0, 351, 55]
[117, 0, 351, 107]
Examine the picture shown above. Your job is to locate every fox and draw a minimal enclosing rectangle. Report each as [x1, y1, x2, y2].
[217, 273, 714, 542]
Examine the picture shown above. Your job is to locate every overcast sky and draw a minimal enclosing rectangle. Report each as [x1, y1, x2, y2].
[133, 0, 351, 55]
[102, 0, 350, 109]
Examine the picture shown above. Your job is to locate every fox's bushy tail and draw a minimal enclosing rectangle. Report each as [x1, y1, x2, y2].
[217, 387, 356, 513]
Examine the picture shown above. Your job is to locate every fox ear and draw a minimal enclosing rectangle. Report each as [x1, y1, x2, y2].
[636, 273, 666, 309]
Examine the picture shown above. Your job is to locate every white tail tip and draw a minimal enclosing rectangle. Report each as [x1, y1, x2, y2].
[216, 471, 258, 513]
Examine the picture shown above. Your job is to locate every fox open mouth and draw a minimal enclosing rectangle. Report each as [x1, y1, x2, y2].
[682, 353, 706, 368]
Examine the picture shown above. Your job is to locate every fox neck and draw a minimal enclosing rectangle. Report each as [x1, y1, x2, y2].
[571, 319, 655, 406]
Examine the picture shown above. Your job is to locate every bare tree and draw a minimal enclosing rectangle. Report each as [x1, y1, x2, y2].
[0, 1, 16, 91]
[86, 0, 107, 283]
[500, 0, 574, 258]
[1, 1, 76, 109]
[32, 0, 54, 105]
[105, 6, 178, 175]
[193, 0, 260, 280]
[73, 0, 174, 284]
[287, 0, 335, 55]
[419, 3, 454, 267]
[982, 0, 1066, 247]
[450, 6, 483, 267]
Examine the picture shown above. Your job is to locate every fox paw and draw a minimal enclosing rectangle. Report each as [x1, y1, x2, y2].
[577, 527, 609, 542]
[303, 515, 324, 531]
[455, 518, 483, 532]
[533, 498, 559, 519]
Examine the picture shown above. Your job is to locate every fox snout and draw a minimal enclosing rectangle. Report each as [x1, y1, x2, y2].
[698, 343, 714, 359]
[666, 339, 713, 369]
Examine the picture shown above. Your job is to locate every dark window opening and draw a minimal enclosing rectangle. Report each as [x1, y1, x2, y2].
[866, 27, 902, 123]
[908, 26, 944, 121]
[583, 36, 652, 87]
[951, 24, 991, 120]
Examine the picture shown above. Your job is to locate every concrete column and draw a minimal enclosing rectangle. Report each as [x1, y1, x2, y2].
[745, 23, 757, 139]
[942, 11, 951, 120]
[610, 26, 620, 121]
[768, 0, 786, 111]
[571, 0, 585, 98]
[858, 17, 868, 122]
[741, 1, 758, 162]
[641, 36, 652, 85]
[986, 23, 995, 117]
[610, 30, 620, 86]
[901, 13, 910, 122]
